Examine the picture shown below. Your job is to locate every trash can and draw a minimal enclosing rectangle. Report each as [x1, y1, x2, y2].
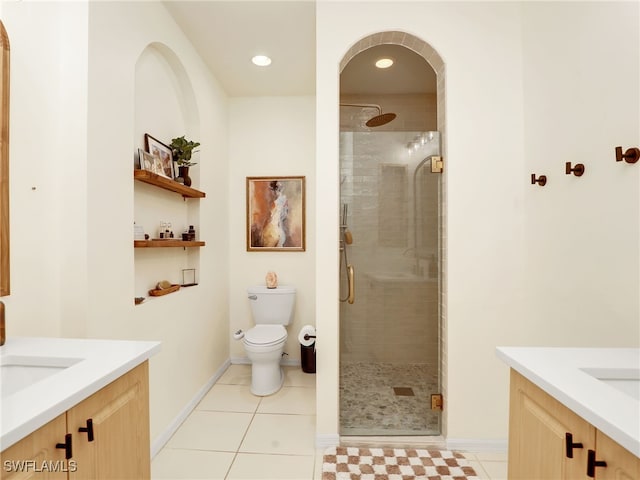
[301, 343, 316, 374]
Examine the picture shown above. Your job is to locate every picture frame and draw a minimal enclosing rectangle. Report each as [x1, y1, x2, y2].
[246, 176, 305, 252]
[144, 133, 174, 180]
[138, 148, 166, 178]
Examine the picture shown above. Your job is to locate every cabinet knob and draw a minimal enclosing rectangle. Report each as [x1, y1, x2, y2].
[56, 433, 73, 459]
[565, 432, 583, 458]
[78, 418, 94, 442]
[587, 449, 607, 477]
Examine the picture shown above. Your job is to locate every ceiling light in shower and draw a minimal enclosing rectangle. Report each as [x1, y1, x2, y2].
[375, 58, 394, 69]
[252, 55, 272, 67]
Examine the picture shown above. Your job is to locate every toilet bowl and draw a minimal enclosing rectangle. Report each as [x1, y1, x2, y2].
[243, 325, 287, 396]
[238, 286, 296, 396]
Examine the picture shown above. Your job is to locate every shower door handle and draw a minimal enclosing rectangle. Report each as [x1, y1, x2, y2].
[347, 265, 355, 304]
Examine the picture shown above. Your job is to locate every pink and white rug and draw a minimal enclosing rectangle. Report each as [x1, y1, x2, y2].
[322, 446, 480, 480]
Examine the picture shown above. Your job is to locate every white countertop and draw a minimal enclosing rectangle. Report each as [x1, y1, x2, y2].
[496, 347, 640, 458]
[1, 337, 161, 450]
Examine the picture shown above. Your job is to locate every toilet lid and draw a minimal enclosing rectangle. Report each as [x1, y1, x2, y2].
[244, 325, 287, 346]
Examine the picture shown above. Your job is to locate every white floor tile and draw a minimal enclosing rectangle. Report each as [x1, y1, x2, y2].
[226, 453, 314, 480]
[217, 364, 252, 385]
[239, 413, 316, 455]
[257, 386, 316, 415]
[151, 448, 235, 479]
[283, 367, 316, 388]
[472, 451, 508, 462]
[166, 410, 253, 452]
[197, 384, 261, 413]
[480, 461, 508, 480]
[313, 448, 325, 480]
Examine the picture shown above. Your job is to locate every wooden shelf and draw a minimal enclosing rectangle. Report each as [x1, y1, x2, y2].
[133, 170, 205, 198]
[134, 240, 205, 248]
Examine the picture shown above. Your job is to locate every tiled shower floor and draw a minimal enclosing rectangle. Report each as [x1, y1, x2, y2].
[339, 362, 441, 435]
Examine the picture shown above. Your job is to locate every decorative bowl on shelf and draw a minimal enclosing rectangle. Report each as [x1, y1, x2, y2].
[148, 284, 180, 297]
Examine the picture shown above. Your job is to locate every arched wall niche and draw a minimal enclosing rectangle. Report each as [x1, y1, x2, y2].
[134, 42, 200, 141]
[337, 30, 449, 436]
[133, 41, 201, 297]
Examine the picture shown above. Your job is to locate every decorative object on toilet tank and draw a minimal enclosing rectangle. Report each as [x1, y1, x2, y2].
[265, 271, 278, 289]
[531, 173, 547, 186]
[170, 136, 200, 187]
[615, 146, 640, 164]
[246, 176, 306, 251]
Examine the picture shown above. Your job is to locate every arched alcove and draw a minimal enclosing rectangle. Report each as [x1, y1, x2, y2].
[133, 42, 202, 297]
[337, 30, 449, 437]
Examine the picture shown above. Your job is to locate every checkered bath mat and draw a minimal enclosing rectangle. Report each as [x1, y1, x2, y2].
[322, 446, 479, 480]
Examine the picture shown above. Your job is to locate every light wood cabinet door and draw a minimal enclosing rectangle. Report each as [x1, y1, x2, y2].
[67, 362, 150, 480]
[595, 430, 640, 480]
[1, 414, 68, 480]
[508, 370, 595, 480]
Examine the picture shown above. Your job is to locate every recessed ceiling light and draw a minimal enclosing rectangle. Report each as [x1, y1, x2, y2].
[252, 55, 272, 67]
[375, 58, 394, 69]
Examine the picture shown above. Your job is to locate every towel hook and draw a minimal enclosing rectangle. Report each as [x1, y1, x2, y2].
[615, 146, 640, 164]
[565, 162, 585, 177]
[531, 173, 547, 187]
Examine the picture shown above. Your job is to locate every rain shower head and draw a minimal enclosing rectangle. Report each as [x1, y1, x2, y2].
[340, 103, 397, 127]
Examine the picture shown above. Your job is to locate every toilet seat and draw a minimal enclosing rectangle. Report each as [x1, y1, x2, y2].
[243, 325, 287, 347]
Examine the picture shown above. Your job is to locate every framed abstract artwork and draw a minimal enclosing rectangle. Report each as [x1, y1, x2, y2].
[246, 176, 305, 252]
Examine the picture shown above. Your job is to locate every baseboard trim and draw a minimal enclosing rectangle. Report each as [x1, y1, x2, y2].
[316, 433, 341, 449]
[230, 355, 301, 367]
[446, 438, 508, 453]
[151, 358, 231, 458]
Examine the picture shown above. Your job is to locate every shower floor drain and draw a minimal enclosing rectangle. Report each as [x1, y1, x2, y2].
[393, 387, 415, 396]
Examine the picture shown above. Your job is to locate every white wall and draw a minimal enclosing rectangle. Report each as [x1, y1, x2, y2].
[228, 96, 316, 362]
[316, 0, 639, 446]
[2, 1, 89, 338]
[2, 1, 231, 448]
[521, 2, 640, 347]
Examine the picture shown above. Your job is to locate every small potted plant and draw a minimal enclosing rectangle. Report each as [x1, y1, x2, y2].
[170, 136, 200, 186]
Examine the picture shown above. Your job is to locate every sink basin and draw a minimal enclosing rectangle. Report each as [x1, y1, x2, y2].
[581, 367, 640, 401]
[1, 355, 82, 398]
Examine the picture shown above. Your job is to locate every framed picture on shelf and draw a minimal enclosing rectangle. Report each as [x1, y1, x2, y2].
[144, 133, 174, 180]
[138, 148, 164, 177]
[246, 176, 305, 252]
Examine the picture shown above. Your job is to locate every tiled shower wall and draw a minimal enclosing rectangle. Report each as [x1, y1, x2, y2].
[339, 124, 440, 365]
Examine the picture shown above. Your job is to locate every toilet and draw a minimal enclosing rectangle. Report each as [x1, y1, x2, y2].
[239, 285, 295, 396]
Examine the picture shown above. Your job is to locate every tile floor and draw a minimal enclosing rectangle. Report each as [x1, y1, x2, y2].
[152, 364, 508, 480]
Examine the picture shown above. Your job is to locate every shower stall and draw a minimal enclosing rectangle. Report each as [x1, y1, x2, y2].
[339, 129, 442, 436]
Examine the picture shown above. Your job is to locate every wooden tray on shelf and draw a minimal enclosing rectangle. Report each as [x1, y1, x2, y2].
[148, 284, 180, 297]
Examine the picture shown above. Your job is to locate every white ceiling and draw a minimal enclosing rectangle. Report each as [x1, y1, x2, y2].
[164, 1, 436, 97]
[163, 1, 317, 97]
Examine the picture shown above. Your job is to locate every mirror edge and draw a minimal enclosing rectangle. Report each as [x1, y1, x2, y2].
[0, 20, 9, 297]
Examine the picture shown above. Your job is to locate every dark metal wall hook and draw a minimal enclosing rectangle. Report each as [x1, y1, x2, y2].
[615, 146, 640, 164]
[565, 162, 585, 176]
[531, 173, 547, 186]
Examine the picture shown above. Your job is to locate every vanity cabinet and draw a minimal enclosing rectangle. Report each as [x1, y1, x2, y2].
[1, 363, 150, 480]
[1, 414, 68, 479]
[508, 370, 640, 479]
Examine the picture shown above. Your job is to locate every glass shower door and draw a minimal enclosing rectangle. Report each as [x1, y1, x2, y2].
[339, 130, 441, 436]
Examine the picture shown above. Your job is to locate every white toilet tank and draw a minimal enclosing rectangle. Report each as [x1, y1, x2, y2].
[247, 286, 296, 326]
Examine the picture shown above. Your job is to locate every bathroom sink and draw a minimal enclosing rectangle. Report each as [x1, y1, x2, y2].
[581, 367, 640, 401]
[1, 355, 82, 398]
